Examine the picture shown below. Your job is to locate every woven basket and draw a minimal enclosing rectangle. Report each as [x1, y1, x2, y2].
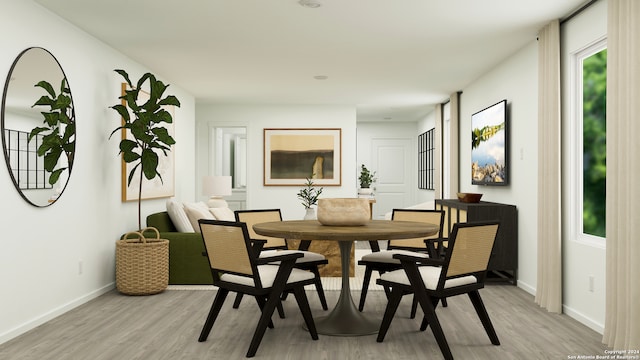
[116, 227, 169, 295]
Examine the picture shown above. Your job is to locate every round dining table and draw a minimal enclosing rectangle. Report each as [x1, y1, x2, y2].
[252, 219, 439, 336]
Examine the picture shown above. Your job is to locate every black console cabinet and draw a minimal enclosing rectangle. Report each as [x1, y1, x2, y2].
[435, 199, 518, 284]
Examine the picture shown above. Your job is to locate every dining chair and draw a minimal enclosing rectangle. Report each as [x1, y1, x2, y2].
[357, 209, 444, 317]
[233, 209, 329, 313]
[375, 221, 501, 360]
[197, 219, 318, 358]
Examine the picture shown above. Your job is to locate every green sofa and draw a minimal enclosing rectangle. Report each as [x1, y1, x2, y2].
[144, 212, 213, 284]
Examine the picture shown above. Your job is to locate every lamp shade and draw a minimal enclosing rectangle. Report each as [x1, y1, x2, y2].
[202, 176, 232, 197]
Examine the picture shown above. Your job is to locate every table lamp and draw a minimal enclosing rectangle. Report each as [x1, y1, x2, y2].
[202, 176, 232, 208]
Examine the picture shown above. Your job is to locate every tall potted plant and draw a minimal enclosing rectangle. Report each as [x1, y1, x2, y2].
[110, 69, 181, 295]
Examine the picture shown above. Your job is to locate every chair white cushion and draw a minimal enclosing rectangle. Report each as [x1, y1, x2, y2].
[184, 202, 215, 233]
[295, 250, 326, 263]
[360, 249, 428, 264]
[260, 249, 326, 263]
[384, 201, 435, 219]
[380, 266, 477, 290]
[209, 207, 235, 221]
[166, 198, 194, 232]
[220, 265, 315, 288]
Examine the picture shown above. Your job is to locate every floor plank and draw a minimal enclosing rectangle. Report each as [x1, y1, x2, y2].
[0, 285, 608, 359]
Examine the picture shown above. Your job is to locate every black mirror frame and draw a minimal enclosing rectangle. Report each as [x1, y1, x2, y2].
[1, 47, 76, 207]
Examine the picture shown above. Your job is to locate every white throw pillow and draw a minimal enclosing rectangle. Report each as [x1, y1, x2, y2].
[166, 198, 194, 232]
[184, 201, 211, 215]
[209, 207, 235, 221]
[184, 202, 216, 233]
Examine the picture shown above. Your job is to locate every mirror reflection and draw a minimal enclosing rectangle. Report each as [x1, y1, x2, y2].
[212, 126, 246, 210]
[214, 127, 246, 189]
[1, 47, 76, 207]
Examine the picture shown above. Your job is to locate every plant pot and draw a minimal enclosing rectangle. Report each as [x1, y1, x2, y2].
[304, 207, 317, 220]
[358, 188, 373, 197]
[115, 227, 169, 295]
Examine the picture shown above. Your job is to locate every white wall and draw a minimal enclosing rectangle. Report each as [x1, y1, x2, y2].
[0, 0, 196, 344]
[560, 0, 607, 333]
[195, 104, 357, 220]
[459, 42, 539, 294]
[460, 1, 608, 334]
[196, 109, 435, 219]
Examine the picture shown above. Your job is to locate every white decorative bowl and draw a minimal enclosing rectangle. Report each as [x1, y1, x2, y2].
[317, 198, 370, 226]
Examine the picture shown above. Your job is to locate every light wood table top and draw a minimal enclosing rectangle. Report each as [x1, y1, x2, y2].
[253, 219, 439, 241]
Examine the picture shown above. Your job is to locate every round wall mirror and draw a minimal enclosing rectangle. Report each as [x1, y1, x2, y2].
[1, 47, 76, 207]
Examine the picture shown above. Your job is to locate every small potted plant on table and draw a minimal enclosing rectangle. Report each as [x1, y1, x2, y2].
[358, 164, 376, 197]
[297, 177, 323, 219]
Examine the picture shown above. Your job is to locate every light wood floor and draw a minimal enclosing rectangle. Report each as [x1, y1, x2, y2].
[0, 285, 608, 359]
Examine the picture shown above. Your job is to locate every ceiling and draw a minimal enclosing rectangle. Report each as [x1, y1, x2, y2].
[34, 0, 586, 122]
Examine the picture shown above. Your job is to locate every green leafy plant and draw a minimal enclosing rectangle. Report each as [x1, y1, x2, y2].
[110, 69, 181, 230]
[28, 78, 75, 186]
[358, 164, 377, 188]
[297, 177, 323, 209]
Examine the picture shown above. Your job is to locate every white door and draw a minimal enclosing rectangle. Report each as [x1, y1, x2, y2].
[371, 138, 414, 219]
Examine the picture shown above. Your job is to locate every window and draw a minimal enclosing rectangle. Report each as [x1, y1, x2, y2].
[418, 128, 434, 190]
[3, 129, 52, 190]
[572, 40, 606, 245]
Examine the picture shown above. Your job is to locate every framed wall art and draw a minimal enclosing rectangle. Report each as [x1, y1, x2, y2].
[471, 99, 508, 186]
[263, 128, 341, 186]
[120, 83, 176, 201]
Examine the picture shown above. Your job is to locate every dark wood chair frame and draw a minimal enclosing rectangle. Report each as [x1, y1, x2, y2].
[358, 209, 445, 317]
[232, 209, 329, 314]
[197, 219, 318, 358]
[376, 221, 501, 360]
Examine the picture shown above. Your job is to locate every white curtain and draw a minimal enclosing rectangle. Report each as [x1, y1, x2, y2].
[603, 0, 640, 349]
[535, 20, 563, 313]
[448, 92, 460, 195]
[434, 104, 443, 199]
[434, 93, 460, 200]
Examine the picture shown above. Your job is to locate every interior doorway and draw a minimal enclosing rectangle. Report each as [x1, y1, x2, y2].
[211, 126, 247, 210]
[370, 138, 414, 219]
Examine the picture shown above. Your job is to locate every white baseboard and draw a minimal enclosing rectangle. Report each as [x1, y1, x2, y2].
[0, 283, 115, 345]
[515, 280, 604, 335]
[517, 280, 536, 296]
[563, 305, 604, 334]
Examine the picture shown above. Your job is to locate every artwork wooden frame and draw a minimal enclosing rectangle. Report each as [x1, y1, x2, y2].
[264, 128, 341, 186]
[120, 83, 175, 201]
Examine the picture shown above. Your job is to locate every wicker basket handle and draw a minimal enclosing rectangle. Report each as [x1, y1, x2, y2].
[140, 227, 160, 240]
[121, 227, 160, 244]
[122, 231, 146, 243]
